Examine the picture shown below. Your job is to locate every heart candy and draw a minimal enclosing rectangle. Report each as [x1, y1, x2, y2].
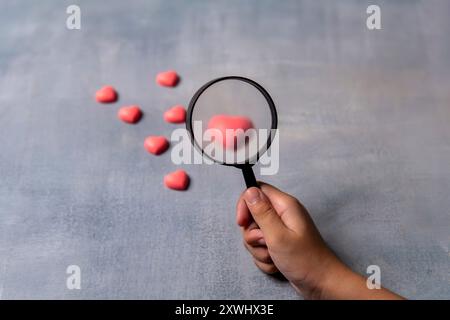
[144, 136, 169, 155]
[156, 70, 179, 87]
[207, 114, 254, 149]
[164, 169, 190, 191]
[164, 105, 186, 124]
[118, 105, 142, 124]
[95, 85, 117, 103]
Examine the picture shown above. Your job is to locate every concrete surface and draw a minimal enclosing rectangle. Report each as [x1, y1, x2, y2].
[0, 0, 449, 299]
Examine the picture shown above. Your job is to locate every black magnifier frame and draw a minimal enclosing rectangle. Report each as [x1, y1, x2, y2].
[186, 76, 278, 188]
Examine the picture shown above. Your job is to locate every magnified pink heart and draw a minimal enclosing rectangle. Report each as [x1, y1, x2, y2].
[207, 115, 254, 150]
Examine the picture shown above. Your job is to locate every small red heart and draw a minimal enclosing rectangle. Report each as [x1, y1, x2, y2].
[164, 169, 190, 191]
[156, 70, 179, 87]
[164, 105, 186, 124]
[95, 85, 117, 103]
[207, 115, 254, 149]
[118, 105, 142, 124]
[144, 136, 169, 155]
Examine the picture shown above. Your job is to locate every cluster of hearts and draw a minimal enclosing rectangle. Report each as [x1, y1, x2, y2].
[95, 70, 189, 191]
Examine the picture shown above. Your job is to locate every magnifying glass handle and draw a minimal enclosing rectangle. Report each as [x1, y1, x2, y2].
[242, 166, 258, 188]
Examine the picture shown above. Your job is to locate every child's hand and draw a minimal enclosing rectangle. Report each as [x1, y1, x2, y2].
[236, 182, 403, 300]
[236, 182, 336, 298]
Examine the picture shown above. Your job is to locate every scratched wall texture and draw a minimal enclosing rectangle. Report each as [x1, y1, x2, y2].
[0, 0, 449, 299]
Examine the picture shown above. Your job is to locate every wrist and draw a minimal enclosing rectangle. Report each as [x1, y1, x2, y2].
[314, 257, 354, 299]
[292, 249, 351, 300]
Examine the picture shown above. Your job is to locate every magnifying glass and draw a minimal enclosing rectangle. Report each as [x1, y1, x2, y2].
[186, 76, 278, 188]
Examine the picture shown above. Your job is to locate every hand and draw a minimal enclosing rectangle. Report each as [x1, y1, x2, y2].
[236, 182, 404, 300]
[236, 182, 337, 298]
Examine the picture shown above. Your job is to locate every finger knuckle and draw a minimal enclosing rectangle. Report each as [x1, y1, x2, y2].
[243, 232, 252, 244]
[260, 251, 272, 264]
[286, 196, 301, 208]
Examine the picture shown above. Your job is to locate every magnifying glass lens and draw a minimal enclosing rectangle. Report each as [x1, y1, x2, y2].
[189, 78, 274, 165]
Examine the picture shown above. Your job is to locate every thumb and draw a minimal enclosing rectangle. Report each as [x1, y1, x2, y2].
[243, 187, 287, 243]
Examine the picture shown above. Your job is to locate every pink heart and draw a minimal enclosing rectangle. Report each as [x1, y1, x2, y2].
[207, 115, 254, 149]
[144, 136, 169, 155]
[164, 169, 190, 191]
[156, 70, 179, 87]
[118, 105, 142, 124]
[95, 85, 117, 103]
[164, 105, 186, 123]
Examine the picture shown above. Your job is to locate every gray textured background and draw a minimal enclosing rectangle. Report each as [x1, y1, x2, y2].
[0, 0, 449, 299]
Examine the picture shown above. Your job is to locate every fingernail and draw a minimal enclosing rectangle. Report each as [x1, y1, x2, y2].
[245, 188, 261, 205]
